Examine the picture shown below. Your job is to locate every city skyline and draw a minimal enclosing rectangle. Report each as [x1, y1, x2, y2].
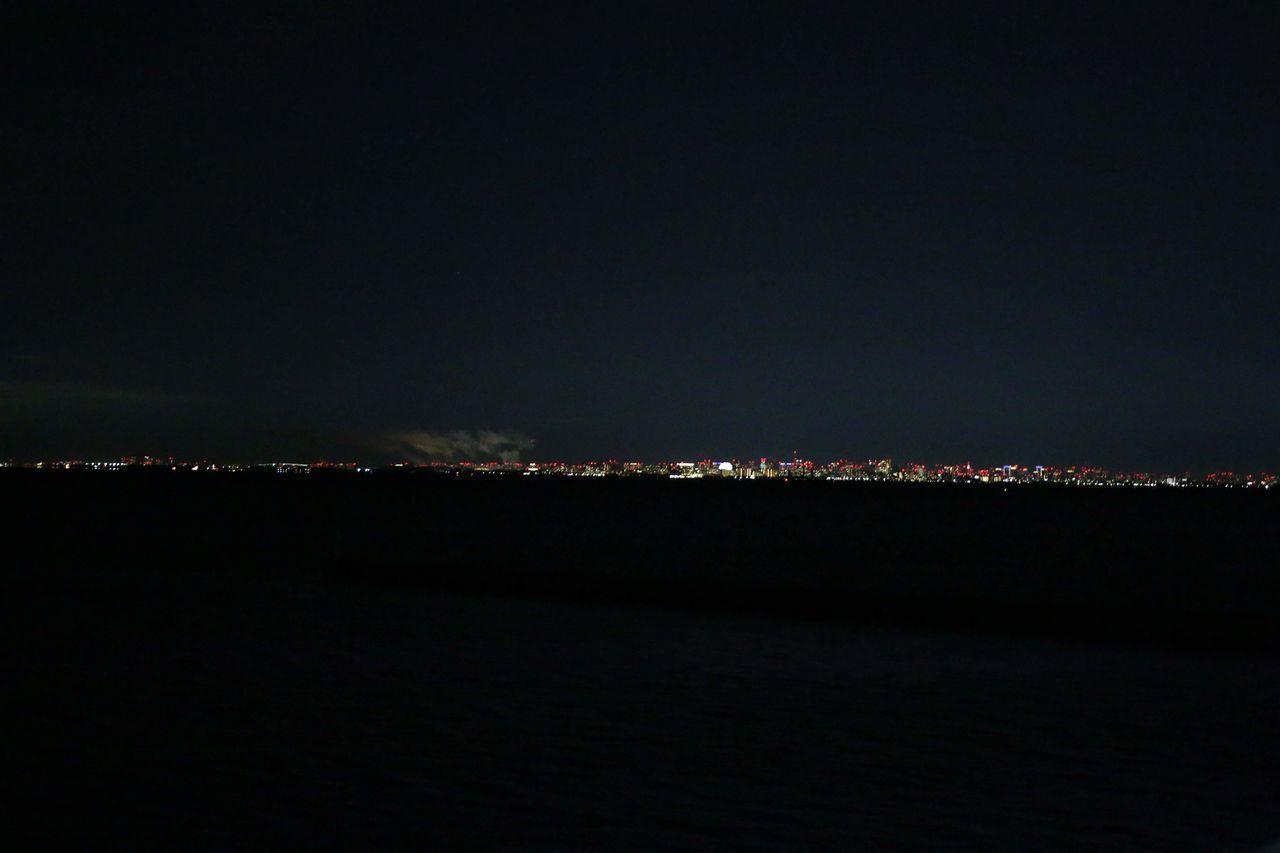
[5, 451, 1274, 487]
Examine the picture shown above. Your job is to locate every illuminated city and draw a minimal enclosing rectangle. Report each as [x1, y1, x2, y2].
[2, 454, 1273, 487]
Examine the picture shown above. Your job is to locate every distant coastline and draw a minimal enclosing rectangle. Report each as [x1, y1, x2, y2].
[1, 457, 1274, 488]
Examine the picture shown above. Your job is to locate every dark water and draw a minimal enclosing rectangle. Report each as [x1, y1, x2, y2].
[8, 474, 1280, 849]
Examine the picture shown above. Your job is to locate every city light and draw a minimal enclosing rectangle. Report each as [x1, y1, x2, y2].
[1, 455, 1272, 488]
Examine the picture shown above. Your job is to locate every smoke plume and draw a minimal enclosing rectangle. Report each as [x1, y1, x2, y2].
[381, 429, 533, 463]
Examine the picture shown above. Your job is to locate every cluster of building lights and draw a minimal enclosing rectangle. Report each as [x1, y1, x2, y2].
[3, 456, 1275, 488]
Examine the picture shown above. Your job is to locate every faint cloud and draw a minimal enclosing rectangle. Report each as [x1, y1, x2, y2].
[380, 429, 533, 463]
[0, 380, 207, 419]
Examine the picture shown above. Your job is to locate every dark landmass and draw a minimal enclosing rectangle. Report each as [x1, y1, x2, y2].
[8, 470, 1278, 654]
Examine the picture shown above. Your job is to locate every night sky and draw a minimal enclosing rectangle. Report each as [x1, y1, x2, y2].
[6, 4, 1278, 469]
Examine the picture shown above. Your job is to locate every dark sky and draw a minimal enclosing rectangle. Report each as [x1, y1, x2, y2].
[6, 3, 1278, 469]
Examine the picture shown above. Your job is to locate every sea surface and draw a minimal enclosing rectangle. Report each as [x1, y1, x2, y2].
[8, 474, 1280, 849]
